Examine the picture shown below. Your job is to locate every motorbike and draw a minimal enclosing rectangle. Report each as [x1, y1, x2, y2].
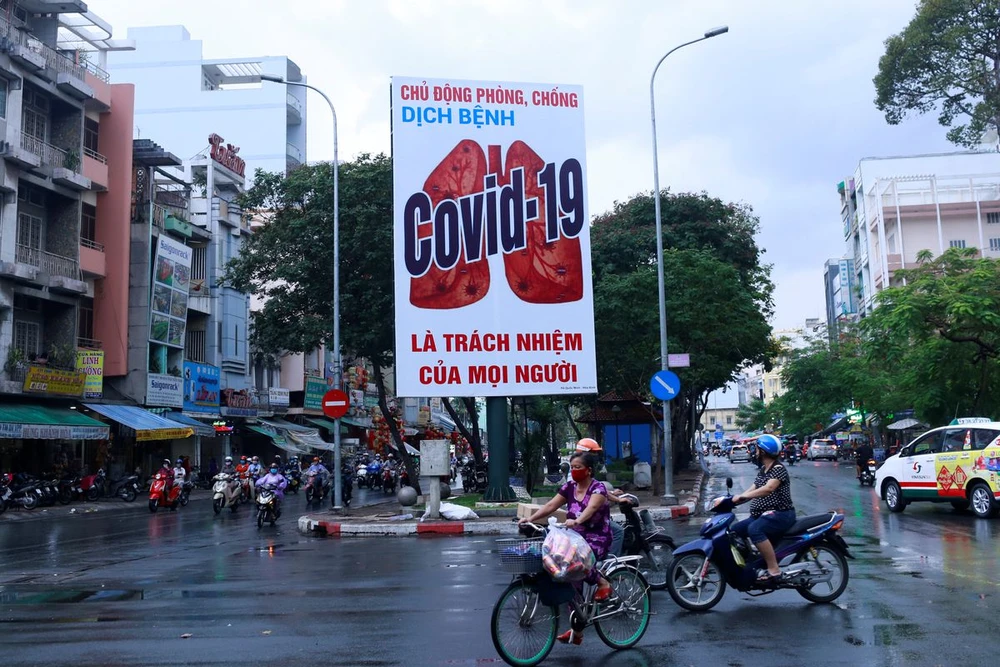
[256, 483, 280, 529]
[339, 467, 353, 508]
[782, 449, 799, 466]
[665, 478, 853, 612]
[190, 466, 213, 490]
[462, 462, 488, 493]
[304, 471, 329, 504]
[398, 466, 411, 489]
[57, 475, 83, 504]
[148, 473, 182, 513]
[355, 463, 370, 489]
[382, 466, 397, 494]
[238, 469, 255, 503]
[0, 477, 11, 513]
[109, 474, 141, 502]
[283, 466, 301, 494]
[859, 459, 877, 487]
[212, 473, 241, 514]
[5, 477, 41, 511]
[80, 469, 107, 501]
[615, 494, 676, 590]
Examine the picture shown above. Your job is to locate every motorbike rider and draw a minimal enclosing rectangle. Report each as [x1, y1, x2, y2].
[220, 456, 236, 476]
[172, 458, 187, 487]
[255, 464, 288, 516]
[235, 456, 250, 477]
[306, 456, 330, 493]
[727, 433, 796, 586]
[156, 459, 175, 492]
[854, 440, 875, 478]
[248, 456, 263, 479]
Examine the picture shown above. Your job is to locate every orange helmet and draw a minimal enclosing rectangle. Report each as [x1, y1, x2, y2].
[576, 438, 602, 452]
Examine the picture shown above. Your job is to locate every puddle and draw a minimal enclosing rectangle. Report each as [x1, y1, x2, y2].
[868, 601, 904, 621]
[874, 623, 925, 646]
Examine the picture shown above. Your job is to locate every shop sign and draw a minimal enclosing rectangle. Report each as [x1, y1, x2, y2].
[183, 361, 220, 413]
[208, 133, 246, 177]
[76, 351, 104, 399]
[22, 366, 86, 397]
[364, 395, 379, 408]
[0, 422, 108, 440]
[149, 234, 192, 350]
[269, 387, 290, 407]
[220, 387, 258, 418]
[147, 373, 183, 408]
[304, 376, 327, 411]
[391, 76, 597, 397]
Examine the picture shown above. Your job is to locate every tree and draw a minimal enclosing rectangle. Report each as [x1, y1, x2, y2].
[874, 0, 1000, 147]
[735, 397, 773, 432]
[225, 155, 420, 490]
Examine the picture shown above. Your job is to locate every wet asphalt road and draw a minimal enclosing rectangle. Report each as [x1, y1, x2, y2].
[0, 459, 997, 666]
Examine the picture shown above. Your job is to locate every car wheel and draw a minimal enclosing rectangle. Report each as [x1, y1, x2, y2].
[969, 483, 998, 519]
[884, 479, 906, 513]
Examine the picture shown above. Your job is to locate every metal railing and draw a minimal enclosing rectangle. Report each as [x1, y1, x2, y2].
[80, 237, 104, 252]
[79, 58, 110, 83]
[83, 147, 107, 164]
[77, 337, 102, 350]
[151, 203, 167, 231]
[19, 132, 80, 172]
[185, 330, 207, 362]
[0, 15, 86, 81]
[16, 244, 81, 280]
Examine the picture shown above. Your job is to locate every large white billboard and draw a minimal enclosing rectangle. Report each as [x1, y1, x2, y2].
[392, 76, 597, 397]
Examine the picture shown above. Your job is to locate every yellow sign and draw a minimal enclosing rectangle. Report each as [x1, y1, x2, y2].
[135, 427, 194, 442]
[76, 351, 105, 399]
[936, 444, 1000, 497]
[22, 366, 86, 397]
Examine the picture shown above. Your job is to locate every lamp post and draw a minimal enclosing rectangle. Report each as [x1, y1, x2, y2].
[260, 74, 344, 510]
[611, 403, 622, 460]
[650, 26, 728, 504]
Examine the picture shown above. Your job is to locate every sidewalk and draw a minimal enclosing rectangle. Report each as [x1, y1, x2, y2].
[0, 490, 212, 523]
[298, 467, 706, 538]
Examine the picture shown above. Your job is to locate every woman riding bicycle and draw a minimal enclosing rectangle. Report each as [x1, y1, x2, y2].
[520, 447, 613, 645]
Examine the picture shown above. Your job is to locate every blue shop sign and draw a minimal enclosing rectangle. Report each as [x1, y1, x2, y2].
[183, 361, 220, 413]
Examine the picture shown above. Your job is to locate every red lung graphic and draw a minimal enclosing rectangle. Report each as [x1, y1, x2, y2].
[489, 142, 583, 304]
[409, 140, 491, 309]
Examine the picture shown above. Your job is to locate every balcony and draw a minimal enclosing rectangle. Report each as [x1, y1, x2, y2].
[286, 142, 302, 165]
[16, 244, 86, 294]
[77, 337, 102, 350]
[82, 148, 108, 191]
[79, 238, 106, 278]
[0, 15, 91, 94]
[0, 134, 42, 171]
[286, 93, 302, 125]
[20, 134, 91, 190]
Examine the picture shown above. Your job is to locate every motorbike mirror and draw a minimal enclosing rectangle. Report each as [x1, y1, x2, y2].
[726, 477, 733, 489]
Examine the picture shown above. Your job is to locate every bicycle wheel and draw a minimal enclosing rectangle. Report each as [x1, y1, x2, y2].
[490, 581, 559, 667]
[594, 566, 651, 650]
[637, 534, 674, 590]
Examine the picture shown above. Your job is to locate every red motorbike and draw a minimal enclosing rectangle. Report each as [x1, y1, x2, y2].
[148, 473, 182, 513]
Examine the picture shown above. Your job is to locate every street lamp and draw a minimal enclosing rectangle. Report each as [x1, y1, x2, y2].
[611, 404, 622, 459]
[649, 26, 728, 504]
[260, 73, 344, 511]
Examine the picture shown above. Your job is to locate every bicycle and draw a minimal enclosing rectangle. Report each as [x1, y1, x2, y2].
[490, 522, 651, 666]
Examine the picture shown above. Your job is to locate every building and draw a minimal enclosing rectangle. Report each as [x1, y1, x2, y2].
[107, 25, 307, 181]
[837, 151, 1000, 319]
[0, 3, 142, 475]
[741, 320, 825, 405]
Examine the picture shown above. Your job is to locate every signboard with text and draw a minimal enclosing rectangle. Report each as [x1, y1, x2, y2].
[220, 388, 257, 418]
[183, 361, 220, 414]
[147, 373, 183, 408]
[23, 366, 86, 397]
[149, 235, 192, 349]
[391, 76, 597, 397]
[76, 351, 104, 399]
[304, 376, 327, 411]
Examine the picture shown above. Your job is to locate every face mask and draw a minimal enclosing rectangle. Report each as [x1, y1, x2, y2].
[269, 468, 278, 474]
[570, 468, 589, 483]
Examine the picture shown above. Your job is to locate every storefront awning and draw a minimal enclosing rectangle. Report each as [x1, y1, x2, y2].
[304, 417, 342, 431]
[83, 404, 193, 442]
[389, 441, 422, 456]
[260, 418, 333, 451]
[245, 424, 307, 453]
[164, 412, 216, 438]
[341, 416, 374, 429]
[0, 404, 109, 440]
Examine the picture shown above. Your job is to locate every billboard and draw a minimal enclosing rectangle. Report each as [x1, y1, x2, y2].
[183, 361, 220, 414]
[391, 76, 597, 397]
[76, 350, 104, 399]
[150, 235, 192, 349]
[147, 373, 183, 408]
[304, 376, 327, 411]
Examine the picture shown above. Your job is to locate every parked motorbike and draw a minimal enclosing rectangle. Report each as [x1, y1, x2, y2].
[304, 471, 329, 504]
[57, 475, 83, 504]
[666, 478, 853, 612]
[212, 473, 241, 514]
[462, 462, 488, 493]
[80, 469, 107, 501]
[859, 459, 877, 487]
[615, 494, 676, 590]
[0, 477, 11, 513]
[7, 477, 41, 510]
[190, 466, 212, 490]
[109, 474, 141, 502]
[148, 473, 182, 513]
[256, 483, 280, 529]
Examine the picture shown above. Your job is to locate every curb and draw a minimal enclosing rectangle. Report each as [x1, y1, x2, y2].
[297, 470, 706, 538]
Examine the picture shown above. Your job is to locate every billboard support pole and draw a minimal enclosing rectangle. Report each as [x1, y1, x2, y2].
[483, 396, 515, 502]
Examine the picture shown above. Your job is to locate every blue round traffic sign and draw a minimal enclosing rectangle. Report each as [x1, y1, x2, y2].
[650, 370, 681, 401]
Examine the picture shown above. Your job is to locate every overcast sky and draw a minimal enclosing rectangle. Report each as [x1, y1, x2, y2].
[96, 0, 957, 329]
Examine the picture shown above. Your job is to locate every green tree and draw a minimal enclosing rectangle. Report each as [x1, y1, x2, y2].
[224, 155, 420, 489]
[735, 397, 773, 432]
[874, 0, 1000, 147]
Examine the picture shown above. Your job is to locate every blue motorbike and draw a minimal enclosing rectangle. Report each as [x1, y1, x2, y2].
[665, 478, 853, 612]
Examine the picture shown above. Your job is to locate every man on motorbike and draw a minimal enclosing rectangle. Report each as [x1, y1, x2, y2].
[220, 456, 236, 476]
[248, 456, 263, 478]
[172, 458, 187, 486]
[854, 440, 875, 478]
[255, 465, 288, 516]
[728, 434, 796, 586]
[306, 457, 330, 495]
[156, 459, 175, 493]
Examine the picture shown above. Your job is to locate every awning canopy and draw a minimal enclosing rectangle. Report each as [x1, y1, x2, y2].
[888, 418, 925, 431]
[0, 404, 109, 440]
[304, 417, 342, 431]
[245, 424, 308, 453]
[164, 412, 216, 438]
[389, 441, 422, 456]
[83, 404, 193, 442]
[431, 411, 456, 431]
[260, 418, 333, 451]
[341, 416, 374, 429]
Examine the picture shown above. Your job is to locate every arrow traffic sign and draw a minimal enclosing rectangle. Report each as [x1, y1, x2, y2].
[650, 370, 681, 401]
[322, 389, 349, 419]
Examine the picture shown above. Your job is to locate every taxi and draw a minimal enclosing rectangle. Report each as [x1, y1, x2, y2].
[874, 418, 1000, 519]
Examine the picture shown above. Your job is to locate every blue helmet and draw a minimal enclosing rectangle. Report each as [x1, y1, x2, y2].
[757, 434, 781, 456]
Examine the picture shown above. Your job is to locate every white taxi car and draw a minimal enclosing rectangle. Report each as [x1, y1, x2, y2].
[874, 418, 1000, 519]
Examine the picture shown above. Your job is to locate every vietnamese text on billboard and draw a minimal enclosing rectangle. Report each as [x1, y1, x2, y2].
[149, 235, 192, 349]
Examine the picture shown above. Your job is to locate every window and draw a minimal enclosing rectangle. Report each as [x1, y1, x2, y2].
[949, 240, 966, 249]
[21, 88, 49, 142]
[973, 429, 1000, 451]
[78, 298, 94, 341]
[81, 203, 97, 243]
[0, 78, 7, 119]
[83, 118, 99, 155]
[941, 428, 970, 452]
[17, 213, 41, 250]
[13, 321, 40, 357]
[987, 212, 1000, 225]
[191, 245, 207, 281]
[726, 416, 732, 425]
[990, 238, 1000, 252]
[908, 430, 944, 456]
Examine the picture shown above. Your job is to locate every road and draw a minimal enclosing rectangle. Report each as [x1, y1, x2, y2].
[0, 459, 997, 666]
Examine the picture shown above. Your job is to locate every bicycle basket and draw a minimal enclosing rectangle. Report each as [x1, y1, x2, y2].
[495, 537, 544, 574]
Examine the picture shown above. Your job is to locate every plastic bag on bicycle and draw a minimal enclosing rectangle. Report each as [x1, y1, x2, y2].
[542, 526, 595, 582]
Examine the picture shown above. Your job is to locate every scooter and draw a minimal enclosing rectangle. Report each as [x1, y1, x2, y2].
[109, 474, 141, 502]
[381, 466, 397, 494]
[339, 467, 353, 508]
[58, 475, 83, 504]
[304, 471, 328, 504]
[665, 477, 853, 612]
[256, 483, 280, 529]
[283, 466, 301, 494]
[148, 473, 182, 513]
[859, 459, 877, 487]
[615, 494, 676, 590]
[212, 473, 241, 514]
[355, 463, 370, 489]
[80, 469, 106, 501]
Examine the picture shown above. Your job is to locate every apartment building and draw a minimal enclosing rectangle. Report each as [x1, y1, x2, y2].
[741, 319, 825, 405]
[835, 151, 1000, 319]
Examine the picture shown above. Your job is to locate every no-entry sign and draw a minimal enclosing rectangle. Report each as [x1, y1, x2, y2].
[322, 389, 349, 419]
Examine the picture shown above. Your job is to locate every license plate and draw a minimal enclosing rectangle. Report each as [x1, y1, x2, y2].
[35, 489, 43, 496]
